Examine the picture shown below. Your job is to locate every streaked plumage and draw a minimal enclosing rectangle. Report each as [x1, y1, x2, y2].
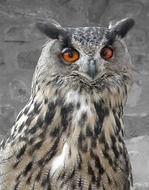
[0, 18, 134, 190]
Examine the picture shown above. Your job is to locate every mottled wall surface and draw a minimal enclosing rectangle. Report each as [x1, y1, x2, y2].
[0, 0, 149, 140]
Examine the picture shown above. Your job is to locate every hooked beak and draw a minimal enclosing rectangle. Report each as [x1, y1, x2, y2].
[87, 59, 97, 79]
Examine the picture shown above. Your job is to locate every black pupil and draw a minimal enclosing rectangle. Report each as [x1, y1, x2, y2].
[67, 50, 74, 58]
[101, 48, 108, 57]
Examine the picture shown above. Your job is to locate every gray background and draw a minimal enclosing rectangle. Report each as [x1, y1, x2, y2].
[0, 0, 149, 187]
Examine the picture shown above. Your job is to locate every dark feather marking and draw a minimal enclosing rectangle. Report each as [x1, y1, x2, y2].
[35, 172, 41, 182]
[96, 175, 101, 187]
[102, 149, 116, 170]
[25, 105, 39, 126]
[44, 98, 48, 104]
[124, 83, 128, 97]
[37, 138, 59, 166]
[50, 127, 60, 137]
[98, 131, 106, 144]
[78, 152, 82, 170]
[111, 134, 116, 145]
[90, 150, 104, 175]
[107, 174, 112, 184]
[102, 185, 106, 190]
[61, 33, 73, 49]
[110, 134, 120, 159]
[31, 140, 43, 152]
[18, 122, 25, 133]
[91, 137, 97, 148]
[105, 30, 116, 46]
[61, 103, 74, 129]
[88, 184, 92, 190]
[78, 176, 82, 187]
[76, 102, 81, 109]
[38, 129, 47, 139]
[124, 180, 130, 190]
[60, 171, 66, 180]
[16, 144, 26, 159]
[28, 126, 36, 134]
[13, 160, 20, 168]
[26, 176, 31, 184]
[94, 123, 101, 137]
[14, 180, 20, 190]
[26, 116, 33, 126]
[94, 101, 109, 136]
[47, 182, 52, 190]
[86, 126, 93, 137]
[78, 132, 88, 153]
[33, 102, 42, 114]
[23, 161, 33, 176]
[78, 112, 87, 126]
[35, 116, 44, 128]
[45, 102, 56, 125]
[41, 170, 51, 188]
[88, 163, 96, 183]
[113, 111, 122, 135]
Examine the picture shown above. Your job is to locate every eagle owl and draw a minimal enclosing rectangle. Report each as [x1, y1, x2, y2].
[0, 18, 135, 190]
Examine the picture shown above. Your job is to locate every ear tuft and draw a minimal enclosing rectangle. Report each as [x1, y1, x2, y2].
[109, 18, 135, 38]
[36, 20, 66, 39]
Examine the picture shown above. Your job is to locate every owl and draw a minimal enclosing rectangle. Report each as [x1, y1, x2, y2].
[0, 18, 134, 190]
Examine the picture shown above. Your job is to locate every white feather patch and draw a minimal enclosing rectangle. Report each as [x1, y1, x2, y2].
[50, 143, 69, 176]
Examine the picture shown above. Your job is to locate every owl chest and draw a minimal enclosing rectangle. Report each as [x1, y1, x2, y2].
[49, 96, 129, 189]
[50, 140, 129, 190]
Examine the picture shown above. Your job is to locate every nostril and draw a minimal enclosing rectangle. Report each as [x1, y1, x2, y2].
[88, 59, 96, 65]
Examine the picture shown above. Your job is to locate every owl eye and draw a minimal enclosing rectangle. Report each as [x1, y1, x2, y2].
[61, 48, 79, 63]
[100, 46, 113, 60]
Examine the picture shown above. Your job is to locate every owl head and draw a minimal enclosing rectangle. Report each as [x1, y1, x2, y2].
[33, 18, 134, 106]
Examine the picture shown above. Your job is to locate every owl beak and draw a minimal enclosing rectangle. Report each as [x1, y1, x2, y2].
[87, 59, 97, 79]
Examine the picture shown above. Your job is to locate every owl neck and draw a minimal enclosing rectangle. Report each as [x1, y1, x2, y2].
[4, 84, 126, 150]
[4, 85, 124, 154]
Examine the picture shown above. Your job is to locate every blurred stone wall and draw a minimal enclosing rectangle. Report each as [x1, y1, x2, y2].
[0, 0, 149, 140]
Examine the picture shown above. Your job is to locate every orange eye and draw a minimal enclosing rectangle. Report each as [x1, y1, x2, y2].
[62, 48, 79, 63]
[100, 46, 113, 60]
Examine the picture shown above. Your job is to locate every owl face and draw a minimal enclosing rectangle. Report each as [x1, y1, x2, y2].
[35, 18, 134, 96]
[67, 26, 131, 78]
